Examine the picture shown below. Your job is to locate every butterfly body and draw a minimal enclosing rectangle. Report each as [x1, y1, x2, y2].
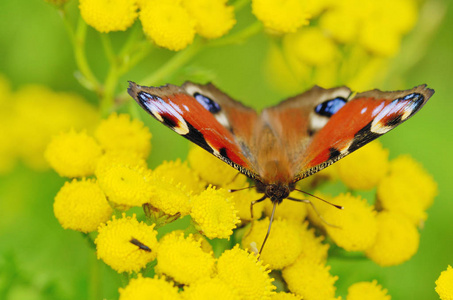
[128, 81, 434, 204]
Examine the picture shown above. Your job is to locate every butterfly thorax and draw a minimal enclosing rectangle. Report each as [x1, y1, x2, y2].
[255, 181, 295, 204]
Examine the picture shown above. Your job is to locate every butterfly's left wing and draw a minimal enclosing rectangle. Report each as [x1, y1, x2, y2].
[266, 85, 434, 182]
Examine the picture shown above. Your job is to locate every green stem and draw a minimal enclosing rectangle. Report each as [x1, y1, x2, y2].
[89, 252, 101, 300]
[100, 33, 116, 66]
[233, 0, 251, 10]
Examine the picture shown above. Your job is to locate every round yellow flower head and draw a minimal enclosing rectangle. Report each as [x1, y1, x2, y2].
[168, 230, 213, 254]
[320, 9, 360, 44]
[95, 214, 158, 273]
[435, 265, 453, 300]
[217, 245, 275, 299]
[45, 129, 102, 178]
[252, 0, 310, 33]
[389, 154, 437, 210]
[95, 113, 151, 159]
[97, 163, 153, 207]
[191, 186, 240, 239]
[282, 255, 338, 300]
[156, 232, 215, 285]
[140, 1, 195, 51]
[271, 292, 302, 300]
[377, 173, 427, 225]
[95, 150, 148, 177]
[324, 193, 378, 251]
[188, 146, 243, 186]
[284, 27, 338, 66]
[336, 141, 389, 190]
[347, 280, 390, 300]
[242, 218, 303, 269]
[54, 178, 112, 233]
[365, 211, 419, 266]
[182, 0, 236, 39]
[182, 277, 240, 300]
[297, 221, 329, 264]
[148, 177, 192, 216]
[263, 192, 307, 222]
[119, 275, 181, 300]
[153, 159, 205, 194]
[14, 85, 98, 170]
[226, 187, 264, 223]
[79, 0, 137, 33]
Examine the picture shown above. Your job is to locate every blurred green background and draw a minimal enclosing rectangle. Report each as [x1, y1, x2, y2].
[0, 0, 452, 299]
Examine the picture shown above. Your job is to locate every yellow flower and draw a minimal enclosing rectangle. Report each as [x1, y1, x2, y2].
[54, 178, 112, 232]
[95, 150, 148, 177]
[389, 155, 437, 210]
[45, 130, 102, 178]
[263, 192, 307, 222]
[169, 230, 213, 254]
[252, 0, 310, 33]
[140, 1, 196, 51]
[182, 0, 236, 39]
[365, 211, 419, 266]
[324, 193, 378, 251]
[347, 280, 391, 300]
[95, 214, 158, 273]
[14, 85, 98, 170]
[190, 186, 240, 239]
[336, 141, 389, 190]
[435, 265, 453, 300]
[188, 146, 243, 187]
[305, 191, 334, 229]
[227, 187, 264, 223]
[148, 177, 192, 216]
[156, 232, 215, 285]
[152, 159, 205, 194]
[95, 113, 151, 159]
[282, 255, 338, 300]
[242, 218, 303, 269]
[359, 20, 401, 57]
[217, 245, 275, 299]
[320, 9, 359, 43]
[271, 292, 302, 300]
[377, 173, 427, 225]
[297, 222, 329, 264]
[119, 275, 181, 300]
[182, 277, 240, 300]
[79, 0, 138, 33]
[283, 27, 338, 66]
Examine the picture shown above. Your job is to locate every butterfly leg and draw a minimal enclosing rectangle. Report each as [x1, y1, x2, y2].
[243, 195, 267, 255]
[288, 197, 341, 229]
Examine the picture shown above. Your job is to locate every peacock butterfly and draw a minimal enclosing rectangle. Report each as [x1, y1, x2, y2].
[127, 81, 434, 250]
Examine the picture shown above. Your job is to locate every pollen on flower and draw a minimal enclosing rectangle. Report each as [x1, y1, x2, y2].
[251, 0, 310, 33]
[95, 150, 148, 177]
[282, 255, 338, 300]
[297, 221, 330, 264]
[263, 192, 307, 222]
[96, 163, 153, 207]
[95, 113, 151, 159]
[95, 214, 158, 273]
[190, 186, 240, 239]
[217, 245, 275, 299]
[271, 292, 303, 300]
[119, 275, 181, 300]
[389, 155, 437, 210]
[152, 159, 205, 194]
[45, 129, 102, 178]
[336, 141, 389, 190]
[182, 277, 240, 300]
[242, 218, 303, 269]
[365, 211, 419, 266]
[155, 232, 215, 285]
[140, 1, 195, 51]
[377, 173, 427, 225]
[79, 0, 138, 33]
[54, 178, 112, 233]
[323, 193, 378, 251]
[435, 265, 453, 300]
[346, 280, 391, 300]
[182, 0, 236, 39]
[283, 27, 338, 66]
[188, 146, 243, 187]
[148, 176, 192, 216]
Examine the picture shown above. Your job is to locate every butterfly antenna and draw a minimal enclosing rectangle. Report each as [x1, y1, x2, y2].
[243, 195, 267, 254]
[259, 201, 277, 255]
[293, 188, 343, 210]
[288, 197, 341, 228]
[229, 186, 255, 193]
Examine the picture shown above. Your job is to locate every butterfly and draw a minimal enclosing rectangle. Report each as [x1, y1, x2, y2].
[127, 81, 433, 250]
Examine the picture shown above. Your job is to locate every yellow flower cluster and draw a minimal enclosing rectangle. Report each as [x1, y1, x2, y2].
[347, 280, 391, 300]
[436, 265, 453, 300]
[79, 0, 236, 50]
[262, 0, 421, 93]
[0, 76, 99, 173]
